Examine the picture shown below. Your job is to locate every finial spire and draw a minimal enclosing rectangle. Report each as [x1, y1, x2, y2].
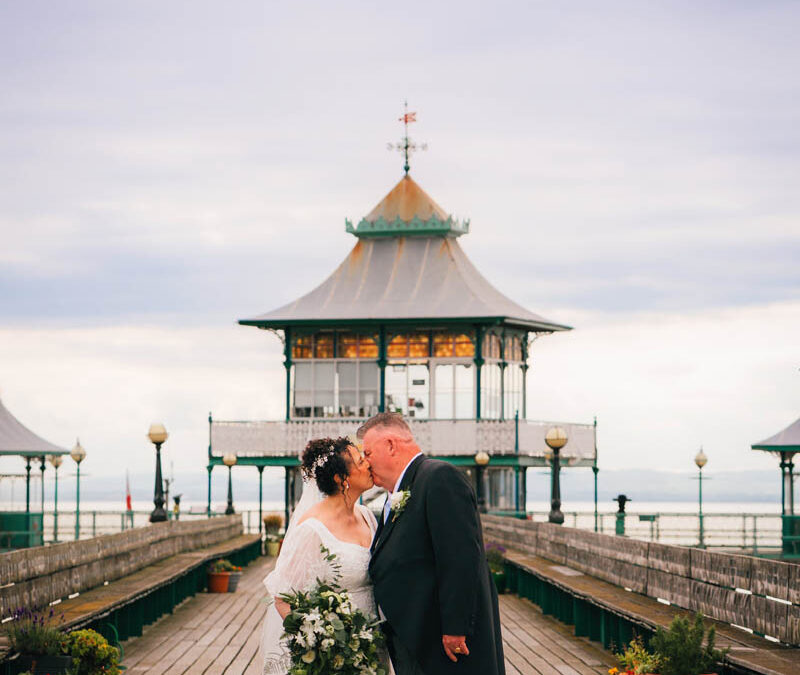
[387, 101, 427, 175]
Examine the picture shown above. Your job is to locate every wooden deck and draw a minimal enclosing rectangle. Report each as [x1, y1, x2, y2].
[120, 555, 615, 675]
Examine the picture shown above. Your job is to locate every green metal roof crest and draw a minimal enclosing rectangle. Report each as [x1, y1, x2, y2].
[345, 214, 470, 238]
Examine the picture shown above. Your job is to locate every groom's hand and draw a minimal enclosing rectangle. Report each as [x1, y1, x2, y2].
[442, 635, 469, 662]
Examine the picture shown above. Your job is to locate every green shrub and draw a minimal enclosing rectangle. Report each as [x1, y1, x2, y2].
[209, 558, 236, 573]
[6, 606, 66, 656]
[651, 613, 728, 675]
[485, 542, 507, 573]
[63, 628, 121, 675]
[614, 636, 663, 675]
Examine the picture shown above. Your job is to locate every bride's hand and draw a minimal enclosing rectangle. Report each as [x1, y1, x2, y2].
[275, 597, 291, 620]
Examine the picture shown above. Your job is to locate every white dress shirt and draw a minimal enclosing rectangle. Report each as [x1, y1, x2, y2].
[382, 452, 423, 524]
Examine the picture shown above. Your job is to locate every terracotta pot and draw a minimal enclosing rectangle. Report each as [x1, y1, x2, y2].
[207, 571, 230, 593]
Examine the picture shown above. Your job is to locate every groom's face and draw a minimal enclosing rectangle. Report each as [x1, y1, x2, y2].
[362, 428, 394, 490]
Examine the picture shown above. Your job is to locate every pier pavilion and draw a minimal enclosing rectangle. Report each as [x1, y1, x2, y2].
[208, 171, 597, 522]
[0, 395, 69, 548]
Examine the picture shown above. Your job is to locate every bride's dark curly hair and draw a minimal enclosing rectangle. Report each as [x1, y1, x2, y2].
[301, 436, 353, 496]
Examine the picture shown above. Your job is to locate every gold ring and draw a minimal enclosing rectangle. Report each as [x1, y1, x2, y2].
[454, 647, 462, 653]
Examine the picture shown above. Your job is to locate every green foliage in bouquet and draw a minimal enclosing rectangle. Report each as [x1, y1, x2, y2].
[613, 636, 663, 675]
[650, 613, 728, 675]
[63, 629, 122, 675]
[278, 546, 387, 675]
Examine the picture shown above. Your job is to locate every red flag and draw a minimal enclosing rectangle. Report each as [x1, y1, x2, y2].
[399, 112, 417, 124]
[125, 470, 132, 511]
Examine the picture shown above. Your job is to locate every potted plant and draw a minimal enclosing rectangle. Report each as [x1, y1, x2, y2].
[207, 559, 231, 593]
[262, 513, 283, 537]
[62, 629, 122, 675]
[5, 606, 72, 675]
[227, 564, 243, 593]
[485, 542, 507, 594]
[266, 533, 281, 557]
[611, 636, 663, 675]
[649, 613, 727, 675]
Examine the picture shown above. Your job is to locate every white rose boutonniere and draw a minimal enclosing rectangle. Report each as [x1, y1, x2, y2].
[390, 490, 411, 522]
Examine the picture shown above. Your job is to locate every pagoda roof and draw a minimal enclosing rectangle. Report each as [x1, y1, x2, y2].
[241, 174, 569, 331]
[752, 416, 800, 454]
[240, 236, 569, 331]
[0, 395, 68, 457]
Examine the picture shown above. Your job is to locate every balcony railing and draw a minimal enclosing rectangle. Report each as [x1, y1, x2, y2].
[209, 418, 596, 465]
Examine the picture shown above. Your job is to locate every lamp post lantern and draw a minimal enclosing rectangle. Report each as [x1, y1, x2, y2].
[695, 447, 708, 548]
[223, 453, 237, 515]
[70, 439, 86, 540]
[49, 454, 63, 542]
[474, 451, 490, 514]
[148, 423, 169, 523]
[545, 427, 567, 524]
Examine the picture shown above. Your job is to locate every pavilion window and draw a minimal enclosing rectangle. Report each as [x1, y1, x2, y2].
[385, 363, 429, 418]
[387, 332, 430, 359]
[434, 363, 474, 419]
[433, 331, 475, 358]
[504, 363, 523, 419]
[481, 363, 502, 419]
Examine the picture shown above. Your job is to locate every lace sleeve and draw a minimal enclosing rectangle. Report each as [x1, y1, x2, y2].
[263, 521, 331, 596]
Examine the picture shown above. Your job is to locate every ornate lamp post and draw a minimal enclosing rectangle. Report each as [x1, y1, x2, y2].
[695, 447, 708, 548]
[148, 423, 169, 523]
[49, 454, 63, 542]
[545, 427, 567, 525]
[223, 453, 237, 515]
[474, 451, 490, 514]
[70, 440, 86, 540]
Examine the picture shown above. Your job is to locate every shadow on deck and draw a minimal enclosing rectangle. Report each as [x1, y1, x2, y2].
[121, 555, 614, 674]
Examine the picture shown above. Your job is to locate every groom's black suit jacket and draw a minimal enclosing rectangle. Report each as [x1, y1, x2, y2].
[368, 455, 505, 675]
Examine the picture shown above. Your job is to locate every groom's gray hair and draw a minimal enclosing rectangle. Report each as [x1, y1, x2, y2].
[356, 412, 412, 440]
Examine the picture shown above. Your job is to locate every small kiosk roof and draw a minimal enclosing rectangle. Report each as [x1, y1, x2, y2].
[0, 396, 68, 457]
[752, 416, 800, 454]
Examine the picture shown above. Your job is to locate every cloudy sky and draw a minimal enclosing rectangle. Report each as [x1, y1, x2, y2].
[1, 1, 798, 496]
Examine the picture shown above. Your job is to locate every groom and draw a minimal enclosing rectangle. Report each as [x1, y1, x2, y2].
[359, 413, 505, 675]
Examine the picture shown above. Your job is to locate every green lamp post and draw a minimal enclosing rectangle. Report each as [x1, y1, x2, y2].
[695, 447, 708, 548]
[148, 423, 169, 523]
[546, 427, 568, 525]
[223, 453, 237, 515]
[474, 451, 490, 514]
[49, 454, 63, 542]
[70, 439, 86, 540]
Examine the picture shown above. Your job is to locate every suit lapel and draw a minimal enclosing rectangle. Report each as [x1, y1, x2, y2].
[371, 455, 424, 559]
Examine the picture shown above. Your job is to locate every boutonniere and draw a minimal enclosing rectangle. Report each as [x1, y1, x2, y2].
[390, 490, 411, 522]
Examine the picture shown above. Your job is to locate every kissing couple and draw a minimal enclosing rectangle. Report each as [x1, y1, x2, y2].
[260, 412, 505, 675]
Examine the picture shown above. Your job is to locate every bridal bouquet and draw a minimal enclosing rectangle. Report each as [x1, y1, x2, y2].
[279, 547, 387, 675]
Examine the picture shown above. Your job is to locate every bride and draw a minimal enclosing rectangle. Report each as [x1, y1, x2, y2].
[260, 436, 392, 674]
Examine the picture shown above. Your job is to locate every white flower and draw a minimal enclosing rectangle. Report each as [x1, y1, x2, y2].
[321, 638, 335, 651]
[301, 650, 316, 664]
[390, 491, 408, 509]
[358, 628, 374, 641]
[333, 654, 345, 669]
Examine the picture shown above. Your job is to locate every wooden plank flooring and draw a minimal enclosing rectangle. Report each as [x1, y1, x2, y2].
[121, 556, 616, 675]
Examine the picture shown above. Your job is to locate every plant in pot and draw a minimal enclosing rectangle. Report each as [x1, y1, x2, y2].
[611, 636, 663, 675]
[208, 558, 233, 593]
[650, 613, 728, 675]
[485, 542, 507, 594]
[62, 629, 122, 675]
[262, 513, 283, 537]
[5, 606, 72, 675]
[227, 564, 243, 593]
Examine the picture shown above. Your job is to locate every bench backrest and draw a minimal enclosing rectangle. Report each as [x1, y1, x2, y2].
[481, 515, 800, 645]
[0, 515, 243, 618]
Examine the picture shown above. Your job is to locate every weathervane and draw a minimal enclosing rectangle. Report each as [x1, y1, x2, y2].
[387, 101, 427, 175]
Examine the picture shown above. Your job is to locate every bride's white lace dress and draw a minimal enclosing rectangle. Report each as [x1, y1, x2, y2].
[260, 504, 391, 675]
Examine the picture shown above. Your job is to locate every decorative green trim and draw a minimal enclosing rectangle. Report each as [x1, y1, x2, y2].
[345, 214, 470, 238]
[284, 327, 292, 421]
[239, 316, 571, 332]
[474, 326, 484, 420]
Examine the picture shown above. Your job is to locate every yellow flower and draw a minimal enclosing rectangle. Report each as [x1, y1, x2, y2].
[608, 668, 619, 675]
[301, 650, 316, 663]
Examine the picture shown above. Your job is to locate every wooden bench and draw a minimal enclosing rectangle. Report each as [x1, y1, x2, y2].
[0, 516, 261, 670]
[482, 515, 800, 675]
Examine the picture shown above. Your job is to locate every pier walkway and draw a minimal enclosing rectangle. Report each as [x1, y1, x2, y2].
[120, 555, 615, 675]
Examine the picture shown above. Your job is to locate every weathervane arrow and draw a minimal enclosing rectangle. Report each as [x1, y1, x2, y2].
[387, 101, 427, 175]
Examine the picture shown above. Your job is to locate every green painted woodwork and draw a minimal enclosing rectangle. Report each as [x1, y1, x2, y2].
[345, 214, 469, 238]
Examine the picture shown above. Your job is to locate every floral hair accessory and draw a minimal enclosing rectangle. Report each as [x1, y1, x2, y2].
[311, 445, 337, 478]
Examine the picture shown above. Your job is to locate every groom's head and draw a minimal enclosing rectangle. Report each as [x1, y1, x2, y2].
[357, 413, 421, 491]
